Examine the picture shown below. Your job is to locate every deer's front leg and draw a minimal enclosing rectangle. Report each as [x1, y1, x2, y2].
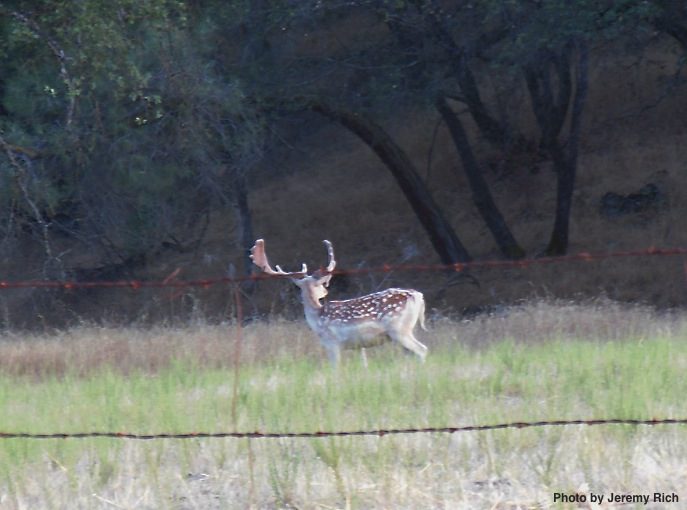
[320, 338, 342, 366]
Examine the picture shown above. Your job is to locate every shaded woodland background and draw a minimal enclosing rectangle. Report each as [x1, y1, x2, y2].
[1, 1, 687, 327]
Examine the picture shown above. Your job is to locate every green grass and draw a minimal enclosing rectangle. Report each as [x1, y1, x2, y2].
[1, 336, 683, 440]
[0, 307, 686, 508]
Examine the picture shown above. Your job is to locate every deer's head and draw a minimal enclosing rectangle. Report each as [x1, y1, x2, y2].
[250, 239, 336, 308]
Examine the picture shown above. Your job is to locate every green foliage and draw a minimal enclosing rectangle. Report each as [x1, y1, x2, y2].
[487, 1, 660, 66]
[2, 69, 63, 125]
[0, 0, 265, 263]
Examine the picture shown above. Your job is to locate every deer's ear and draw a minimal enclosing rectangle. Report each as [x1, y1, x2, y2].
[291, 275, 308, 287]
[318, 274, 333, 288]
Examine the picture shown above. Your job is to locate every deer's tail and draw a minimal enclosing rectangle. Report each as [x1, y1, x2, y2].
[415, 292, 427, 331]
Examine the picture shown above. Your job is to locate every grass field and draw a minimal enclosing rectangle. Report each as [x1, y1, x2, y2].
[0, 301, 686, 509]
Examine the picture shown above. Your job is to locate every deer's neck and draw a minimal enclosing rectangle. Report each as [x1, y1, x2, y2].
[303, 295, 324, 332]
[300, 288, 322, 310]
[300, 289, 324, 330]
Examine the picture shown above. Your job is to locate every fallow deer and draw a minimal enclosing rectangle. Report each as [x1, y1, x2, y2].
[250, 239, 428, 364]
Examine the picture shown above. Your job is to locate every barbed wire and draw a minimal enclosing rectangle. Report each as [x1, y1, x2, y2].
[0, 418, 685, 440]
[0, 247, 685, 290]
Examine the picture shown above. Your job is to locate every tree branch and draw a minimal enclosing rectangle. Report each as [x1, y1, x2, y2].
[0, 134, 64, 278]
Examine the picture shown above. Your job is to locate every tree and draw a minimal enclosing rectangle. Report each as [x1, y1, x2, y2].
[381, 1, 527, 258]
[0, 1, 265, 277]
[377, 1, 614, 255]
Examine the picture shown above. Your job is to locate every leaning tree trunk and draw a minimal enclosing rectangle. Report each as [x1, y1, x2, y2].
[435, 95, 525, 259]
[309, 101, 471, 264]
[387, 12, 523, 258]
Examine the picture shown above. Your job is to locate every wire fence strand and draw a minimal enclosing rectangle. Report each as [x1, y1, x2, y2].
[1, 419, 685, 440]
[0, 247, 685, 290]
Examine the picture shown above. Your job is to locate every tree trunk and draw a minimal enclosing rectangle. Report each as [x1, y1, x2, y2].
[310, 101, 471, 264]
[525, 43, 588, 256]
[435, 95, 525, 259]
[546, 45, 588, 255]
[545, 142, 575, 255]
[232, 171, 255, 276]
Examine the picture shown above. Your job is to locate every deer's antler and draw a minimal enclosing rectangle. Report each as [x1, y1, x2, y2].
[250, 239, 307, 277]
[323, 240, 336, 273]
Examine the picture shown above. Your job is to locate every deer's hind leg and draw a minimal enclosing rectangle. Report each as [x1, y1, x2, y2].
[389, 330, 428, 361]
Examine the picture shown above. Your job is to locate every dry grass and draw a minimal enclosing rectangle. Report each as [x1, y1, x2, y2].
[0, 320, 320, 379]
[5, 428, 686, 510]
[0, 299, 680, 379]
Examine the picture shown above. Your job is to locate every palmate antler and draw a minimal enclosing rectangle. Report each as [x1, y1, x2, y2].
[250, 239, 307, 277]
[250, 239, 336, 278]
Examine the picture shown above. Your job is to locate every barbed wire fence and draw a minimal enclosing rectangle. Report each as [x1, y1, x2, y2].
[1, 246, 686, 290]
[0, 419, 686, 441]
[1, 246, 686, 441]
